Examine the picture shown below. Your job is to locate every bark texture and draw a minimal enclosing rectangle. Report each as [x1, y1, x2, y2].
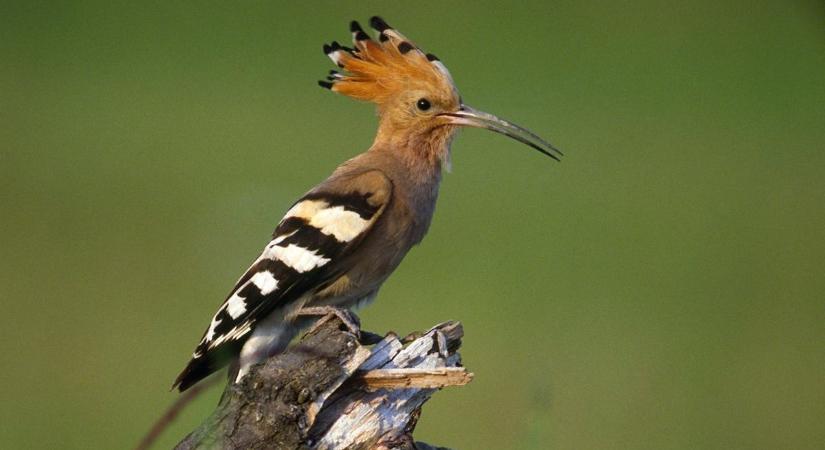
[175, 314, 471, 450]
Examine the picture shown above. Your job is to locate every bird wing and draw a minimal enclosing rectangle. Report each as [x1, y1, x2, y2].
[173, 169, 392, 391]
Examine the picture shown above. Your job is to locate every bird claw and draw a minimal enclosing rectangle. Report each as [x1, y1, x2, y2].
[358, 330, 385, 345]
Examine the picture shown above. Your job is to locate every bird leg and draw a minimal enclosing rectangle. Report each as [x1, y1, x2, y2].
[295, 306, 362, 337]
[293, 306, 385, 345]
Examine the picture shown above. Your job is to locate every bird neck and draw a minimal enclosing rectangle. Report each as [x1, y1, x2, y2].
[371, 120, 455, 181]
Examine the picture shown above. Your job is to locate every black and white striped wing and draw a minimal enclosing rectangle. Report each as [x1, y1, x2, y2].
[173, 170, 391, 391]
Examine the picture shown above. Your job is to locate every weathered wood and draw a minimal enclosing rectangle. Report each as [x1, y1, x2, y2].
[175, 314, 471, 450]
[356, 368, 473, 390]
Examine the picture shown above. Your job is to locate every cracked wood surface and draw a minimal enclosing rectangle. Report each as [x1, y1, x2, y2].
[174, 315, 471, 450]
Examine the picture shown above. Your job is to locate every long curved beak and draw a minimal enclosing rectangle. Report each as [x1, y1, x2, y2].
[439, 105, 563, 161]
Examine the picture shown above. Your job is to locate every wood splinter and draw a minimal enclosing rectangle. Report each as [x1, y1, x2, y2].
[356, 368, 473, 390]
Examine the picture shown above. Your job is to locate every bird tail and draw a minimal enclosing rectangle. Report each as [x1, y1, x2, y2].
[172, 343, 239, 392]
[172, 356, 214, 392]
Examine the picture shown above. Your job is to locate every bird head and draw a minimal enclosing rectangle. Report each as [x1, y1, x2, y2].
[320, 17, 562, 167]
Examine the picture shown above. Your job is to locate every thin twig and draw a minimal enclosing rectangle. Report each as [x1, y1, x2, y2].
[134, 374, 222, 450]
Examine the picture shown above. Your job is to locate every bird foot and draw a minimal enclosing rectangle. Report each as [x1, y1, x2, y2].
[296, 306, 361, 338]
[358, 330, 385, 345]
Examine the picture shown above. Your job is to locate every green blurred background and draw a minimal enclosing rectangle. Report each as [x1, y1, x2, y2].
[2, 1, 824, 449]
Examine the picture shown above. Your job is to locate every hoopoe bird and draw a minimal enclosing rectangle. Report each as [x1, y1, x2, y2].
[172, 16, 562, 392]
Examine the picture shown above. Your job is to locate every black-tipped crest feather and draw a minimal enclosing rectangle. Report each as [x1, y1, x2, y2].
[369, 16, 390, 32]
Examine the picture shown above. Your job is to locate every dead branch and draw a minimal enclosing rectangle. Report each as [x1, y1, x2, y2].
[174, 314, 471, 450]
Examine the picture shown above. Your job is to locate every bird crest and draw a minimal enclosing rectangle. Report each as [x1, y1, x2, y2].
[319, 17, 458, 107]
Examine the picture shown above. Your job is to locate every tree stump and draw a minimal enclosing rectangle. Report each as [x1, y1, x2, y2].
[174, 313, 472, 450]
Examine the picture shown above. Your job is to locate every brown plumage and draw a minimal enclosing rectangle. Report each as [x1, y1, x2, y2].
[173, 16, 562, 392]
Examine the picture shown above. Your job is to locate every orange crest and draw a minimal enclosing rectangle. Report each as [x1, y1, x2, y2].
[319, 17, 458, 106]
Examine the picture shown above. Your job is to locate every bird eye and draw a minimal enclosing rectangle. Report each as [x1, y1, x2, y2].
[416, 98, 431, 111]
